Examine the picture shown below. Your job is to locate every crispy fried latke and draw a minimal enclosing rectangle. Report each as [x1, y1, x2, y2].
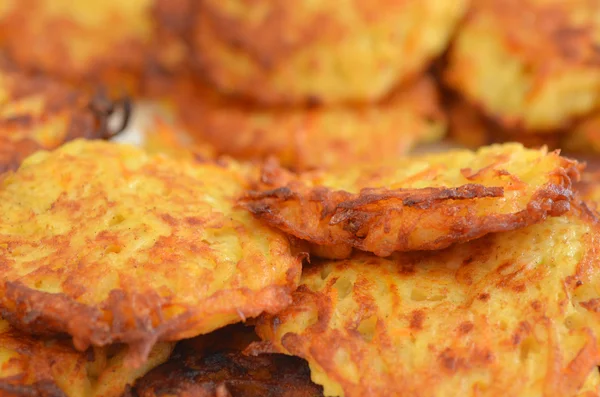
[242, 143, 580, 257]
[445, 0, 600, 131]
[0, 66, 129, 173]
[0, 140, 302, 366]
[193, 0, 468, 105]
[169, 74, 445, 171]
[0, 318, 173, 397]
[256, 208, 600, 397]
[444, 93, 564, 149]
[0, 0, 192, 92]
[445, 93, 600, 155]
[134, 324, 323, 397]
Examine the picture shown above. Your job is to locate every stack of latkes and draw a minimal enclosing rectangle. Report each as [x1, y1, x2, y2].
[164, 0, 469, 171]
[1, 138, 600, 397]
[2, 1, 600, 397]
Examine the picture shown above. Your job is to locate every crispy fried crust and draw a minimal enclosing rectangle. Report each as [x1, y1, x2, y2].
[0, 319, 173, 397]
[167, 74, 445, 171]
[133, 325, 323, 397]
[445, 0, 600, 131]
[256, 208, 600, 397]
[0, 66, 130, 173]
[193, 0, 468, 105]
[0, 0, 193, 92]
[0, 140, 302, 366]
[242, 144, 581, 257]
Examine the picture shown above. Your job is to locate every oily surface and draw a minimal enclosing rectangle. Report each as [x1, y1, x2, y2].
[193, 0, 468, 105]
[445, 0, 600, 131]
[0, 318, 173, 397]
[134, 324, 323, 397]
[171, 74, 445, 171]
[0, 140, 301, 366]
[0, 65, 128, 172]
[242, 144, 580, 257]
[257, 210, 600, 397]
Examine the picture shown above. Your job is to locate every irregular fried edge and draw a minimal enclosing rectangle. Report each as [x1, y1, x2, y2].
[0, 273, 299, 368]
[253, 203, 600, 396]
[241, 152, 581, 257]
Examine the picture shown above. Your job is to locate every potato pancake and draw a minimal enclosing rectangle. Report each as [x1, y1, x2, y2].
[193, 0, 468, 105]
[0, 66, 128, 173]
[0, 140, 301, 366]
[445, 0, 600, 131]
[562, 113, 600, 154]
[256, 209, 600, 396]
[134, 324, 323, 397]
[0, 0, 191, 92]
[242, 144, 580, 257]
[444, 94, 564, 149]
[445, 94, 600, 155]
[0, 318, 173, 397]
[170, 74, 445, 171]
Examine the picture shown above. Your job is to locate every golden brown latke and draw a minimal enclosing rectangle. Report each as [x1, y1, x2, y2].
[0, 0, 192, 93]
[133, 324, 323, 397]
[256, 208, 600, 397]
[445, 94, 600, 155]
[444, 93, 563, 149]
[0, 140, 302, 366]
[0, 318, 173, 397]
[445, 0, 600, 131]
[242, 143, 580, 257]
[193, 0, 468, 105]
[168, 74, 445, 171]
[0, 66, 129, 173]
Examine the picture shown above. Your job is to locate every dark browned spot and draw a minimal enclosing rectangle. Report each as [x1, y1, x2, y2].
[462, 256, 474, 266]
[478, 293, 490, 301]
[530, 301, 542, 311]
[409, 310, 425, 331]
[438, 349, 466, 373]
[160, 213, 178, 226]
[512, 284, 526, 293]
[580, 299, 600, 313]
[496, 261, 512, 274]
[457, 321, 474, 335]
[185, 216, 203, 226]
[398, 265, 416, 276]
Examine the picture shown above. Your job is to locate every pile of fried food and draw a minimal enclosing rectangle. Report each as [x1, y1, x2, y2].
[2, 1, 600, 396]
